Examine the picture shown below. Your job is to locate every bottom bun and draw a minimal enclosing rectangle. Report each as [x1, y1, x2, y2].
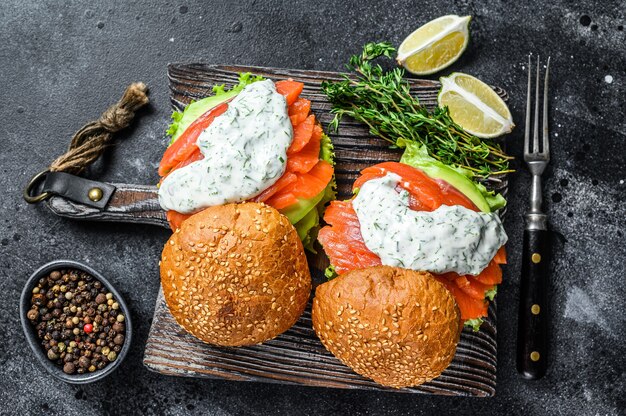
[312, 266, 460, 388]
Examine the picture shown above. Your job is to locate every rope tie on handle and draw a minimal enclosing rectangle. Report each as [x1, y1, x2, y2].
[49, 82, 150, 174]
[24, 82, 150, 203]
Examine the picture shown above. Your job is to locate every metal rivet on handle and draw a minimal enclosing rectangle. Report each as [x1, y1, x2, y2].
[531, 304, 541, 315]
[88, 187, 103, 202]
[530, 351, 540, 361]
[531, 253, 542, 263]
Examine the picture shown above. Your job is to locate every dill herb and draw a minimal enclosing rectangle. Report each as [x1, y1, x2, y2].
[321, 42, 513, 178]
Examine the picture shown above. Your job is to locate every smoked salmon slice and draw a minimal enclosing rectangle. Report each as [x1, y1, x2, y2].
[160, 147, 204, 183]
[275, 80, 304, 106]
[158, 102, 228, 176]
[317, 200, 382, 275]
[434, 276, 489, 320]
[166, 210, 192, 231]
[286, 124, 322, 173]
[265, 192, 299, 210]
[472, 260, 503, 285]
[493, 246, 507, 264]
[288, 98, 311, 126]
[454, 275, 494, 301]
[252, 172, 297, 203]
[288, 115, 315, 154]
[277, 160, 333, 200]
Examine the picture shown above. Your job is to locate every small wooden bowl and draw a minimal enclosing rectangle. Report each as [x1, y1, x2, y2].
[20, 260, 132, 384]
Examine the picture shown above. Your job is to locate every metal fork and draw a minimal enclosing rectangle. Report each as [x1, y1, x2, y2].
[517, 55, 551, 380]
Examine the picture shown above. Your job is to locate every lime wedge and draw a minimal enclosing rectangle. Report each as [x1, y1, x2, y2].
[397, 15, 471, 76]
[438, 72, 514, 138]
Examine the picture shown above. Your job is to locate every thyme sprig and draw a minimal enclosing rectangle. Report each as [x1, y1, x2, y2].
[321, 42, 513, 178]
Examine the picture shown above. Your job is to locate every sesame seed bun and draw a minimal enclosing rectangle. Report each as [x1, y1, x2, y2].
[160, 202, 311, 346]
[312, 266, 460, 388]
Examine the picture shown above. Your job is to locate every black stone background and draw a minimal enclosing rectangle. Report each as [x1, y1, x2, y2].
[0, 1, 624, 415]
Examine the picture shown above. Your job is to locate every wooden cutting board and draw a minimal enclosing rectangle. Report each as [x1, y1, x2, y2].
[142, 64, 509, 396]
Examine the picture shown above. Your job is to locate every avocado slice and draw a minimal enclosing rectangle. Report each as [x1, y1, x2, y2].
[282, 132, 337, 252]
[399, 140, 506, 213]
[280, 191, 325, 224]
[294, 206, 320, 250]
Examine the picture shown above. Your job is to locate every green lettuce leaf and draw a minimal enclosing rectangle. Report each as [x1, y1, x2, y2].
[486, 286, 497, 301]
[399, 140, 506, 212]
[324, 264, 338, 280]
[464, 318, 483, 332]
[166, 72, 265, 145]
[319, 132, 336, 166]
[476, 182, 507, 212]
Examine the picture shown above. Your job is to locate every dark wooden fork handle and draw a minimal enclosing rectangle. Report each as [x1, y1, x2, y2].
[516, 228, 549, 379]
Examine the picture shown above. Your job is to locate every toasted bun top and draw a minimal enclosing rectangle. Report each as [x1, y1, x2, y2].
[312, 266, 460, 388]
[161, 202, 311, 346]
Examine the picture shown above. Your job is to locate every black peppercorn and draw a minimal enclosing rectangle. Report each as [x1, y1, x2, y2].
[78, 355, 90, 368]
[32, 294, 45, 306]
[27, 309, 39, 321]
[47, 349, 59, 360]
[96, 293, 107, 305]
[63, 362, 76, 374]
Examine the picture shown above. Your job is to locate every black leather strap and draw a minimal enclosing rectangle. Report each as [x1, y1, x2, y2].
[41, 172, 115, 209]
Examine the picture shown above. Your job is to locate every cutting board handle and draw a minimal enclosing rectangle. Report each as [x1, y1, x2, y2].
[46, 181, 168, 228]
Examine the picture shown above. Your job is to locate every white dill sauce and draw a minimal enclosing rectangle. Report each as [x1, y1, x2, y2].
[158, 80, 292, 213]
[352, 173, 508, 275]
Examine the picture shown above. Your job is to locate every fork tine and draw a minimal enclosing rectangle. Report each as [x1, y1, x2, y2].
[525, 55, 532, 155]
[533, 56, 540, 154]
[542, 57, 551, 156]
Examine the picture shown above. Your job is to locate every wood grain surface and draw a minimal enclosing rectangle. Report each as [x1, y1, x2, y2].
[142, 64, 509, 396]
